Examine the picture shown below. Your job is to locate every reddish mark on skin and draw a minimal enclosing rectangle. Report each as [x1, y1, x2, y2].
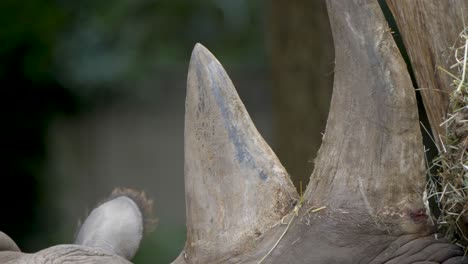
[408, 208, 427, 222]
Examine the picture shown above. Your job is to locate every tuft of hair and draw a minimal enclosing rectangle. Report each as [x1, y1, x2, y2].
[108, 187, 158, 234]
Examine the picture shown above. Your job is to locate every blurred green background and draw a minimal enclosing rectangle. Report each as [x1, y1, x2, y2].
[1, 0, 333, 262]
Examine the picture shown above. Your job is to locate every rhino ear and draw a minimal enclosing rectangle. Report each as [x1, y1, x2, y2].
[0, 231, 20, 252]
[74, 188, 155, 260]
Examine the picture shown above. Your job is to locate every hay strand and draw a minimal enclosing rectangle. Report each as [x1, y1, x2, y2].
[428, 26, 468, 249]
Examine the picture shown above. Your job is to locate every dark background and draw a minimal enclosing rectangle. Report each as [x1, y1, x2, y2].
[1, 1, 336, 262]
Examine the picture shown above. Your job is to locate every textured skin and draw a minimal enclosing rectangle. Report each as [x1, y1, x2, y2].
[0, 245, 131, 264]
[371, 235, 466, 264]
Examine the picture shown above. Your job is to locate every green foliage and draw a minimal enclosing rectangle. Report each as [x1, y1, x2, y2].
[55, 0, 265, 98]
[133, 224, 186, 263]
[0, 0, 66, 80]
[0, 0, 76, 252]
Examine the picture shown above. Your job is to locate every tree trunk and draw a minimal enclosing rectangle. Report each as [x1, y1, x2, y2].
[268, 0, 334, 188]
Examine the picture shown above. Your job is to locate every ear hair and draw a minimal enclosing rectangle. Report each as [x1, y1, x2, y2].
[108, 187, 157, 234]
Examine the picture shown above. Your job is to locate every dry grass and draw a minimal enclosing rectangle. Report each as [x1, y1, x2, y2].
[427, 27, 468, 249]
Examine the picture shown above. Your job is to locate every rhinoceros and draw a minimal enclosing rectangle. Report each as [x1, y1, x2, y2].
[1, 0, 467, 263]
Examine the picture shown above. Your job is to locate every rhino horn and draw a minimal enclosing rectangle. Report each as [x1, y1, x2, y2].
[304, 0, 428, 234]
[182, 43, 298, 262]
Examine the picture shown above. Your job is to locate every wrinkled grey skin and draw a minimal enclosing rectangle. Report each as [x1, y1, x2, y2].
[259, 212, 468, 264]
[0, 189, 147, 264]
[0, 244, 131, 264]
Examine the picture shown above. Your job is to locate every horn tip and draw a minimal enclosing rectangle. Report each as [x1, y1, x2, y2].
[190, 43, 217, 65]
[192, 43, 208, 55]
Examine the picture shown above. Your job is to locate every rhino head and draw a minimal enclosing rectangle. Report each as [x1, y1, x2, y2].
[0, 188, 154, 264]
[1, 0, 467, 263]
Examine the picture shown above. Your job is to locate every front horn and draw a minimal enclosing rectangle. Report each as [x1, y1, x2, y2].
[178, 43, 298, 263]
